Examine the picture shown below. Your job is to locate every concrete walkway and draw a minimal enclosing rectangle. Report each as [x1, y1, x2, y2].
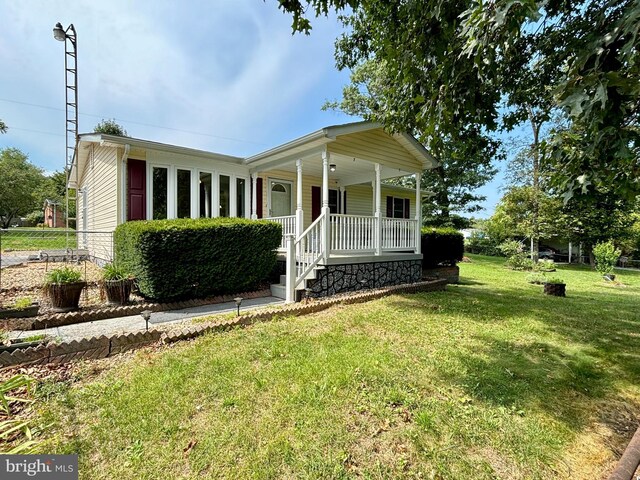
[9, 296, 284, 342]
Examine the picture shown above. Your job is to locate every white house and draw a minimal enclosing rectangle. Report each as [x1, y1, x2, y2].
[72, 121, 437, 301]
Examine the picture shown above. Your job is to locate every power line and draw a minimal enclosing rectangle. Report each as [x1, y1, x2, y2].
[5, 126, 64, 137]
[0, 97, 267, 146]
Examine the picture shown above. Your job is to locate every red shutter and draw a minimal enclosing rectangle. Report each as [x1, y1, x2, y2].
[311, 186, 321, 221]
[127, 159, 146, 221]
[386, 196, 393, 218]
[404, 198, 410, 219]
[256, 178, 263, 219]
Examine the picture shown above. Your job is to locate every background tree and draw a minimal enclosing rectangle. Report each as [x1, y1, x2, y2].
[277, 0, 640, 201]
[324, 60, 501, 227]
[0, 148, 47, 228]
[0, 119, 7, 134]
[94, 119, 128, 136]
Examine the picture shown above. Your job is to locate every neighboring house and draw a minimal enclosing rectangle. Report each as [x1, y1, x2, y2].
[43, 199, 64, 228]
[72, 121, 437, 301]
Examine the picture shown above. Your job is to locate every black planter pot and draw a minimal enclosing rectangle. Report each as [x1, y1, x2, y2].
[45, 282, 86, 312]
[0, 303, 40, 319]
[103, 279, 133, 305]
[543, 282, 566, 297]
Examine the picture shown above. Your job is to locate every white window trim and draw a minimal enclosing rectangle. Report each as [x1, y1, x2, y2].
[235, 175, 250, 219]
[174, 167, 196, 219]
[197, 170, 215, 218]
[147, 163, 171, 220]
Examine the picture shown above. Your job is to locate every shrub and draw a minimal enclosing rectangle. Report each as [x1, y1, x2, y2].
[498, 240, 533, 270]
[114, 217, 282, 301]
[544, 276, 565, 285]
[526, 273, 547, 284]
[43, 266, 82, 285]
[593, 241, 621, 276]
[533, 259, 556, 272]
[421, 228, 464, 268]
[465, 232, 501, 256]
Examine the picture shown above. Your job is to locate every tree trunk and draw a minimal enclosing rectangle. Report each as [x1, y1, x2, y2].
[528, 106, 541, 263]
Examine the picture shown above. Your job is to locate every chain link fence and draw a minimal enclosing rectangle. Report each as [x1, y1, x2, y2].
[0, 229, 114, 290]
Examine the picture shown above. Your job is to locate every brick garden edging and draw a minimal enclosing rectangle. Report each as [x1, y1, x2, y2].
[0, 279, 446, 369]
[3, 289, 273, 331]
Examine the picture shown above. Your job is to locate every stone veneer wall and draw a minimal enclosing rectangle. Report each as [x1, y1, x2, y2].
[308, 260, 422, 298]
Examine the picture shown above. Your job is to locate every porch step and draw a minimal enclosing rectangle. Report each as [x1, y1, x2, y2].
[271, 266, 326, 301]
[270, 284, 286, 300]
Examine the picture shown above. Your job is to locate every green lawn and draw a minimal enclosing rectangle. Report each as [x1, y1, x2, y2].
[33, 256, 640, 479]
[0, 228, 76, 251]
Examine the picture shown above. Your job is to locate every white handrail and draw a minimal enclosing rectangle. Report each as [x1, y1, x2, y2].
[266, 215, 296, 249]
[293, 211, 326, 291]
[329, 214, 376, 252]
[381, 218, 417, 250]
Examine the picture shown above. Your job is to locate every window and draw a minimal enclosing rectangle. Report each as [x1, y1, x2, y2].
[152, 167, 168, 220]
[219, 174, 230, 217]
[236, 177, 246, 218]
[176, 169, 192, 218]
[199, 172, 212, 218]
[329, 189, 339, 214]
[386, 196, 410, 219]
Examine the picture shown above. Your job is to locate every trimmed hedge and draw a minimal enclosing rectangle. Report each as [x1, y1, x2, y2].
[421, 227, 464, 268]
[114, 218, 282, 301]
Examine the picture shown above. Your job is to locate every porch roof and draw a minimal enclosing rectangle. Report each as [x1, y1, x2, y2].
[244, 121, 438, 178]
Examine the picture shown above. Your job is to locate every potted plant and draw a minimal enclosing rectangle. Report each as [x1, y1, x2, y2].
[543, 277, 566, 297]
[101, 263, 134, 305]
[0, 334, 51, 353]
[593, 241, 621, 281]
[0, 297, 39, 319]
[43, 266, 86, 312]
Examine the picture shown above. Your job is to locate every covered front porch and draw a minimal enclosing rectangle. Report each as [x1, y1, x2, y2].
[245, 122, 437, 302]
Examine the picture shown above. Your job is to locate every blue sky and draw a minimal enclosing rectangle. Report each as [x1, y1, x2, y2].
[0, 0, 504, 217]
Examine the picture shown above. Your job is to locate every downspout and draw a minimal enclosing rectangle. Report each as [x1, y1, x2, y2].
[120, 144, 130, 224]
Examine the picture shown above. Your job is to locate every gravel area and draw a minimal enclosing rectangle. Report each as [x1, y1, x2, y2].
[0, 261, 145, 313]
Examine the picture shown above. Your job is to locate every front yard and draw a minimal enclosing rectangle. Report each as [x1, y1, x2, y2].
[22, 256, 640, 478]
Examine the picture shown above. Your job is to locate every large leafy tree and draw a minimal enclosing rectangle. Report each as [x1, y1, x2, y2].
[94, 119, 128, 136]
[324, 61, 501, 226]
[277, 0, 640, 200]
[0, 120, 7, 134]
[0, 148, 47, 228]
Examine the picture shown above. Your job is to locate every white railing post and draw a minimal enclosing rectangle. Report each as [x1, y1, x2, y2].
[285, 234, 296, 303]
[374, 163, 382, 256]
[415, 171, 422, 254]
[296, 159, 303, 241]
[322, 150, 331, 261]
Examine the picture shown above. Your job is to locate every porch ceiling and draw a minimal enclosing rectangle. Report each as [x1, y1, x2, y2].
[254, 151, 417, 187]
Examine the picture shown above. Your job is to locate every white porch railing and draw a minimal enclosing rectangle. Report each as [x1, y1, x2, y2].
[266, 215, 296, 249]
[382, 218, 417, 251]
[286, 210, 327, 302]
[329, 214, 376, 252]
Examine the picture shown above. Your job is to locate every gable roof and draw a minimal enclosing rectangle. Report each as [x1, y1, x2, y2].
[244, 121, 437, 169]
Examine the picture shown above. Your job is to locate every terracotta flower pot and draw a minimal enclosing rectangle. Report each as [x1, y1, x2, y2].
[45, 282, 86, 312]
[543, 282, 566, 297]
[103, 279, 133, 305]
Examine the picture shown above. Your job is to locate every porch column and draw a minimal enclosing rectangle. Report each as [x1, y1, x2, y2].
[415, 172, 422, 254]
[374, 163, 382, 256]
[250, 173, 258, 220]
[322, 149, 331, 260]
[296, 159, 303, 240]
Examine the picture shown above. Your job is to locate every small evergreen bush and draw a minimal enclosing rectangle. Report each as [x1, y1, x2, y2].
[421, 228, 464, 268]
[114, 217, 281, 301]
[593, 241, 621, 276]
